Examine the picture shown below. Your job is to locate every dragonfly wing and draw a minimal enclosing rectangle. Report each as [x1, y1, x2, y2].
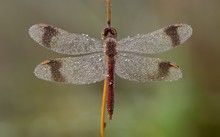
[29, 24, 104, 55]
[116, 53, 182, 82]
[34, 53, 107, 84]
[117, 24, 192, 54]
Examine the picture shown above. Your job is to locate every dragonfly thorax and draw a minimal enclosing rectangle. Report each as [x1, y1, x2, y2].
[105, 38, 117, 58]
[102, 27, 117, 40]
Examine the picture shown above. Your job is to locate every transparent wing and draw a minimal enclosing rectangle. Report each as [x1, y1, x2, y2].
[116, 53, 182, 82]
[117, 24, 192, 54]
[34, 53, 107, 84]
[29, 24, 104, 55]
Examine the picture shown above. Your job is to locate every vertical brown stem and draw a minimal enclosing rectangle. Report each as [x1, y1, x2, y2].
[100, 77, 108, 137]
[107, 0, 111, 27]
[100, 0, 112, 137]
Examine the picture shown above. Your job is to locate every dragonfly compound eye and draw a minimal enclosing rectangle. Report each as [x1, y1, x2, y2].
[101, 28, 117, 39]
[110, 28, 117, 38]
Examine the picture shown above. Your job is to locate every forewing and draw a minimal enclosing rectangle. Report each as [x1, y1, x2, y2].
[29, 24, 104, 55]
[34, 53, 107, 84]
[117, 24, 192, 54]
[116, 53, 182, 82]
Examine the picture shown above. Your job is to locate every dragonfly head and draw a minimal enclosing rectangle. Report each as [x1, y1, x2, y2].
[101, 27, 117, 40]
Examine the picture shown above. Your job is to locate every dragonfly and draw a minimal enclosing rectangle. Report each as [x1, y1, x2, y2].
[29, 23, 192, 119]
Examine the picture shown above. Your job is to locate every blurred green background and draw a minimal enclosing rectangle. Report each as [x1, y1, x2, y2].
[1, 0, 220, 137]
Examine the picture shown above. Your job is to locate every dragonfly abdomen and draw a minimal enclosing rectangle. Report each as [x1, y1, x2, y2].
[107, 58, 115, 120]
[105, 38, 117, 120]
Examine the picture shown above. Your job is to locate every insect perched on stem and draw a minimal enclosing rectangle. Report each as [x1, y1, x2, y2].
[29, 1, 192, 121]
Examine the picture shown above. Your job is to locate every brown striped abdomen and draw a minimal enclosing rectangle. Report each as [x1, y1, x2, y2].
[105, 37, 117, 120]
[107, 58, 115, 120]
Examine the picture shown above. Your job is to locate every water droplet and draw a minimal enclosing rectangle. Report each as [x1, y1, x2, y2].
[109, 81, 113, 85]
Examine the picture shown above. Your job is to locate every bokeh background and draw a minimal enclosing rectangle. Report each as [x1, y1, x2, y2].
[0, 0, 220, 137]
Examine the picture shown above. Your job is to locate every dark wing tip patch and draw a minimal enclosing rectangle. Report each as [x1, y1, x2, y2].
[34, 59, 66, 83]
[156, 61, 181, 81]
[43, 60, 66, 82]
[149, 61, 181, 81]
[40, 24, 58, 48]
[29, 24, 58, 48]
[164, 24, 181, 47]
[159, 61, 177, 76]
[164, 24, 193, 47]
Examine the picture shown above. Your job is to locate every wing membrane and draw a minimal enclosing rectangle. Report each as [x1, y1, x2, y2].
[34, 53, 107, 84]
[116, 53, 182, 82]
[29, 24, 104, 55]
[117, 24, 192, 54]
